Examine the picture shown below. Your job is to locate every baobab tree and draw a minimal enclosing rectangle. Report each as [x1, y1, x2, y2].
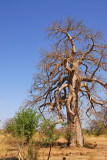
[29, 17, 107, 146]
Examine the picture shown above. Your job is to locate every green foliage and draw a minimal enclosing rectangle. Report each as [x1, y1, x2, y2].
[93, 122, 103, 136]
[89, 120, 107, 136]
[6, 108, 41, 142]
[88, 108, 107, 136]
[82, 129, 91, 136]
[64, 129, 74, 144]
[61, 121, 67, 127]
[40, 119, 60, 147]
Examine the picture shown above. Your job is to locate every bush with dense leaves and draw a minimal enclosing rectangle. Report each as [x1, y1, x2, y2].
[6, 108, 41, 142]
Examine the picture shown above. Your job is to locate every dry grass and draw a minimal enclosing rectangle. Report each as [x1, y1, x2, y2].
[0, 130, 107, 160]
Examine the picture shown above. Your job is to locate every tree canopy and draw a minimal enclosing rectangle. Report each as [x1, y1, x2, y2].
[28, 17, 107, 146]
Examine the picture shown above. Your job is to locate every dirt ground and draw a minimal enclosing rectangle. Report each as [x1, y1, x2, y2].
[0, 130, 107, 160]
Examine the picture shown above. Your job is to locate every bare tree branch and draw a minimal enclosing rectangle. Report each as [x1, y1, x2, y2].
[27, 17, 107, 146]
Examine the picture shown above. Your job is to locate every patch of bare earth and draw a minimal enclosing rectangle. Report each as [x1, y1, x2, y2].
[0, 131, 18, 159]
[0, 131, 107, 160]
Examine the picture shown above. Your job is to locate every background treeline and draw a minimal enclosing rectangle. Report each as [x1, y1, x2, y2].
[83, 108, 107, 136]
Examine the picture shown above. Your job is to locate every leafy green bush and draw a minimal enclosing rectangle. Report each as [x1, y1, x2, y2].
[64, 129, 74, 145]
[40, 119, 60, 147]
[88, 120, 104, 136]
[6, 108, 41, 143]
[82, 129, 91, 136]
[93, 124, 103, 136]
[88, 108, 107, 136]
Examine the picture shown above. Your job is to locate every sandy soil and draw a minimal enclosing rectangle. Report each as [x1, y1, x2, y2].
[0, 130, 107, 160]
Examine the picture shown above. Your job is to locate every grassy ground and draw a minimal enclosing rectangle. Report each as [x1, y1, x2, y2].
[0, 130, 107, 160]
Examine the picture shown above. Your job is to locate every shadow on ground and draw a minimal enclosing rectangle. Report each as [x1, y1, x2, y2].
[0, 157, 18, 160]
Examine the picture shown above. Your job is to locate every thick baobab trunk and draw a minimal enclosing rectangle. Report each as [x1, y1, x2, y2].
[67, 70, 84, 146]
[74, 114, 84, 146]
[67, 111, 84, 146]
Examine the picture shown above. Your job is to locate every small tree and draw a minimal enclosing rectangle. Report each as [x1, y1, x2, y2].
[6, 107, 41, 143]
[40, 119, 60, 146]
[40, 119, 60, 160]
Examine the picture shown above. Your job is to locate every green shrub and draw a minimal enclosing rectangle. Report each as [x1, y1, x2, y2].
[82, 129, 91, 136]
[88, 108, 107, 136]
[6, 108, 41, 143]
[64, 129, 74, 145]
[93, 126, 103, 136]
[40, 119, 61, 160]
[40, 119, 60, 147]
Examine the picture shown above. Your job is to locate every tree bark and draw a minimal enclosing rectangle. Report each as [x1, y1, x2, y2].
[67, 110, 84, 146]
[74, 114, 84, 146]
[67, 72, 84, 146]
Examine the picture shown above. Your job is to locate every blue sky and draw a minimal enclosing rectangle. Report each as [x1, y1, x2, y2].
[0, 0, 107, 128]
